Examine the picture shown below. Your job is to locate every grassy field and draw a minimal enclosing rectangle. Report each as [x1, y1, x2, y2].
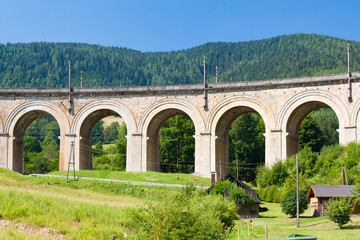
[228, 202, 360, 240]
[1, 168, 359, 239]
[48, 169, 211, 186]
[0, 168, 187, 239]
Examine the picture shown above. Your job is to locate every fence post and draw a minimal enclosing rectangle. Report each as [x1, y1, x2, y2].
[265, 225, 268, 239]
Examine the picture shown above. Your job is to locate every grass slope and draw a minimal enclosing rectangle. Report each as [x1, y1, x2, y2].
[1, 168, 359, 239]
[48, 170, 211, 186]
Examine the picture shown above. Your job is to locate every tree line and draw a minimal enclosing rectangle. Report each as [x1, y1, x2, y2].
[1, 34, 360, 88]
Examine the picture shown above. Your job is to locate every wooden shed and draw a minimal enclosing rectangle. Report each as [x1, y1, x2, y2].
[306, 185, 360, 216]
[207, 174, 261, 218]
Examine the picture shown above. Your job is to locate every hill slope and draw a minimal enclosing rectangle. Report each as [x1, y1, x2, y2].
[1, 33, 360, 88]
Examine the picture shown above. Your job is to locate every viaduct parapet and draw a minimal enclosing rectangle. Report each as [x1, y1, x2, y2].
[1, 73, 359, 178]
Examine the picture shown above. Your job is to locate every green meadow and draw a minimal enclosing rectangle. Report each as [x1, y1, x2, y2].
[1, 168, 359, 239]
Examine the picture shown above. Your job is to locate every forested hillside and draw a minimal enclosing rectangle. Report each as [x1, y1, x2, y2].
[1, 33, 360, 88]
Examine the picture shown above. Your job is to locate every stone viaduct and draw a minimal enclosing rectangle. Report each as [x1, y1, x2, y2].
[0, 73, 360, 179]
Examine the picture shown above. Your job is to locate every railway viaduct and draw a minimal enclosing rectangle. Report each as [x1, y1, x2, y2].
[0, 73, 360, 178]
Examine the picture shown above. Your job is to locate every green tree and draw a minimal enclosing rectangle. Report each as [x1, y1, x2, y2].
[299, 115, 324, 152]
[104, 121, 120, 144]
[24, 152, 56, 174]
[310, 108, 338, 146]
[281, 189, 308, 218]
[229, 113, 265, 182]
[159, 115, 195, 173]
[326, 198, 354, 229]
[24, 136, 42, 153]
[91, 121, 104, 145]
[115, 122, 127, 159]
[92, 141, 105, 157]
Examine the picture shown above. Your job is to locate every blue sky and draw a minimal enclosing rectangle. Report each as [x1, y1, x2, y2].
[1, 0, 359, 52]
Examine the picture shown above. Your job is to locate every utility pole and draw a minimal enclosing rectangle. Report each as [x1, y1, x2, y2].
[296, 154, 299, 228]
[203, 56, 206, 86]
[348, 44, 352, 102]
[203, 56, 208, 110]
[80, 71, 83, 88]
[68, 61, 73, 114]
[216, 66, 218, 84]
[68, 61, 71, 92]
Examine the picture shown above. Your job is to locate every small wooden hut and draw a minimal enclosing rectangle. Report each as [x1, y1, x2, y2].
[306, 185, 360, 216]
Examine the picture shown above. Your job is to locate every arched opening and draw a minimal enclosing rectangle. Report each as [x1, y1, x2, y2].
[215, 106, 265, 182]
[79, 110, 126, 170]
[12, 111, 60, 174]
[146, 109, 195, 173]
[286, 101, 339, 156]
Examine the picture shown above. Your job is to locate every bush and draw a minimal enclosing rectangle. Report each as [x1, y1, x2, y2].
[257, 185, 283, 203]
[280, 189, 308, 217]
[129, 192, 238, 239]
[255, 161, 287, 188]
[209, 180, 254, 206]
[326, 198, 354, 229]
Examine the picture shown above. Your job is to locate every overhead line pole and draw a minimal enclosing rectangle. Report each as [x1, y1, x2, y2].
[80, 70, 83, 88]
[348, 44, 352, 102]
[203, 56, 208, 110]
[216, 66, 218, 84]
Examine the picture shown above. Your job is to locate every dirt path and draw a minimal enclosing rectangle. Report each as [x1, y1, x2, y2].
[0, 220, 65, 239]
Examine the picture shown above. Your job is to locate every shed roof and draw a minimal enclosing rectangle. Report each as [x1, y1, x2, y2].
[307, 185, 356, 200]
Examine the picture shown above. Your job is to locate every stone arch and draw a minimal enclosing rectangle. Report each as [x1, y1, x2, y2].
[0, 116, 4, 133]
[207, 96, 275, 177]
[71, 100, 137, 169]
[277, 90, 349, 158]
[350, 99, 360, 142]
[5, 101, 70, 173]
[138, 99, 205, 172]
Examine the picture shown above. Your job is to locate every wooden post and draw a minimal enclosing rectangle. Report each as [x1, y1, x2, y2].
[265, 225, 268, 239]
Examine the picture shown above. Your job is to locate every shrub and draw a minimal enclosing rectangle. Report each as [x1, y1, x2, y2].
[255, 165, 272, 188]
[326, 198, 354, 229]
[280, 189, 308, 217]
[257, 185, 282, 203]
[129, 192, 238, 239]
[209, 180, 254, 206]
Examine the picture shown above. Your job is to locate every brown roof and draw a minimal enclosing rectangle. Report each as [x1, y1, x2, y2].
[307, 185, 356, 200]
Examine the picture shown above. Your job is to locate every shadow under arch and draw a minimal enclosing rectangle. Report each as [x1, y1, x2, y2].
[207, 96, 275, 178]
[71, 100, 137, 170]
[138, 99, 205, 172]
[277, 90, 348, 158]
[5, 101, 70, 173]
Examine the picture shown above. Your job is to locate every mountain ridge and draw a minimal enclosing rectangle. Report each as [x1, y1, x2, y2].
[1, 33, 359, 88]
